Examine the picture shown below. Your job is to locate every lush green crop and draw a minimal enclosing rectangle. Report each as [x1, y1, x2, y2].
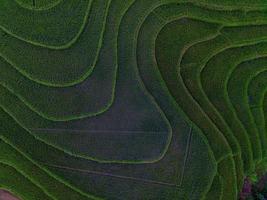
[1, 0, 267, 199]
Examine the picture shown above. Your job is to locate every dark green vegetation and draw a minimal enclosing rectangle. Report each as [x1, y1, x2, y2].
[1, 0, 267, 199]
[240, 174, 267, 199]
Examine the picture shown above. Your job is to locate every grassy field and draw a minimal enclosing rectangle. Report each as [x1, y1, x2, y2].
[1, 0, 267, 199]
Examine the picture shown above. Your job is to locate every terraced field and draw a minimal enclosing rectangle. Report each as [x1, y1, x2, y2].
[1, 0, 267, 199]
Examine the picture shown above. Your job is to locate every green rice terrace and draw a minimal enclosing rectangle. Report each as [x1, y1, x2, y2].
[1, 0, 267, 199]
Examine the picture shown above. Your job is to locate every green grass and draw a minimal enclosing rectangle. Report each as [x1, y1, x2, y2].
[1, 0, 267, 199]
